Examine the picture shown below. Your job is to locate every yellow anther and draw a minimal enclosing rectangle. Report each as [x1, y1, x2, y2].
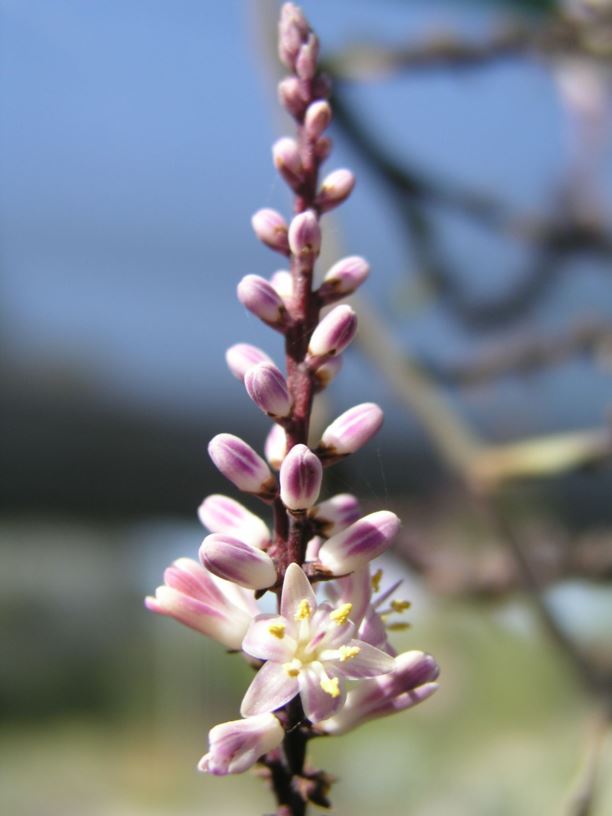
[320, 675, 340, 698]
[330, 602, 352, 626]
[283, 658, 302, 678]
[386, 622, 412, 632]
[268, 623, 286, 639]
[371, 569, 383, 593]
[294, 599, 312, 621]
[391, 600, 411, 613]
[338, 645, 360, 663]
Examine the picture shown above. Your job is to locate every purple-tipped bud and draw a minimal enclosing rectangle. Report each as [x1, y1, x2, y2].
[264, 424, 287, 470]
[319, 256, 370, 301]
[308, 304, 357, 357]
[200, 534, 277, 590]
[318, 510, 400, 573]
[304, 100, 332, 140]
[269, 270, 293, 302]
[278, 3, 310, 69]
[237, 275, 286, 326]
[320, 651, 439, 736]
[245, 361, 292, 419]
[288, 210, 321, 258]
[145, 557, 257, 650]
[313, 354, 343, 390]
[279, 443, 322, 511]
[318, 403, 384, 457]
[315, 136, 332, 163]
[278, 76, 307, 118]
[198, 713, 285, 775]
[296, 33, 319, 80]
[225, 343, 273, 381]
[198, 494, 270, 550]
[251, 208, 290, 255]
[309, 493, 362, 537]
[208, 434, 276, 498]
[317, 168, 356, 213]
[272, 137, 303, 190]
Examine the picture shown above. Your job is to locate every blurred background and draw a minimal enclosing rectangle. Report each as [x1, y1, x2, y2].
[2, 0, 612, 813]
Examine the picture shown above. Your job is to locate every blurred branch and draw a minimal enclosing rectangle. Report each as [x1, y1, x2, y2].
[419, 318, 612, 387]
[331, 90, 612, 328]
[354, 293, 612, 487]
[566, 706, 611, 816]
[324, 23, 531, 80]
[325, 13, 612, 83]
[398, 526, 612, 600]
[471, 428, 612, 488]
[480, 498, 611, 697]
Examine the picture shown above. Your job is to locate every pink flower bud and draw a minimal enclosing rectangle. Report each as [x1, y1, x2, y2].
[288, 210, 321, 258]
[208, 434, 276, 498]
[304, 100, 332, 140]
[245, 361, 292, 419]
[309, 493, 362, 537]
[269, 270, 293, 302]
[200, 534, 277, 590]
[278, 76, 306, 118]
[279, 443, 322, 511]
[278, 3, 310, 69]
[313, 354, 343, 390]
[308, 304, 357, 357]
[272, 137, 303, 190]
[225, 343, 273, 381]
[198, 713, 284, 775]
[317, 168, 356, 213]
[145, 558, 257, 650]
[320, 651, 439, 735]
[237, 275, 286, 325]
[264, 424, 287, 470]
[251, 208, 290, 255]
[198, 494, 270, 549]
[318, 510, 400, 573]
[296, 33, 319, 80]
[318, 402, 383, 457]
[319, 256, 370, 301]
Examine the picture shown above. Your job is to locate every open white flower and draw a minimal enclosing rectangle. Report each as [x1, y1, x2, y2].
[240, 563, 394, 722]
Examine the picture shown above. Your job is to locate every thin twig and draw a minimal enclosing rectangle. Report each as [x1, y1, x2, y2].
[330, 90, 612, 328]
[418, 319, 612, 387]
[566, 705, 611, 816]
[476, 496, 606, 698]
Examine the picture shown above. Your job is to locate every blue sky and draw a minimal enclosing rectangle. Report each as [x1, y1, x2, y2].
[2, 0, 611, 438]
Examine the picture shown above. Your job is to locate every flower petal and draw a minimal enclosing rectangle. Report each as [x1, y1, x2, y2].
[145, 587, 248, 650]
[357, 605, 389, 650]
[331, 640, 395, 679]
[304, 607, 355, 654]
[280, 562, 317, 620]
[240, 660, 299, 716]
[242, 614, 297, 662]
[326, 567, 371, 628]
[299, 664, 346, 722]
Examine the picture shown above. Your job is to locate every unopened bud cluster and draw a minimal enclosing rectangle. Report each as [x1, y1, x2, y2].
[146, 4, 438, 810]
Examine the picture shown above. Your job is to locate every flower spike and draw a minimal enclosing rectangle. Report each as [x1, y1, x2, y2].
[146, 4, 438, 809]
